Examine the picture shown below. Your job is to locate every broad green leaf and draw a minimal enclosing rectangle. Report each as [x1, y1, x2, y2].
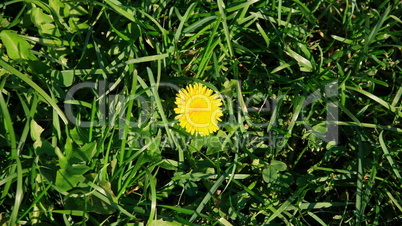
[0, 30, 38, 61]
[35, 140, 55, 156]
[55, 168, 85, 192]
[188, 136, 205, 153]
[0, 15, 10, 28]
[55, 163, 91, 193]
[69, 142, 97, 163]
[69, 127, 90, 145]
[66, 164, 91, 175]
[271, 160, 287, 171]
[30, 7, 53, 25]
[206, 135, 225, 155]
[221, 79, 238, 97]
[262, 166, 278, 183]
[29, 7, 62, 37]
[55, 146, 68, 168]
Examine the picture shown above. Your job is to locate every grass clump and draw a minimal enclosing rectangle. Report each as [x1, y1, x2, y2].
[0, 0, 401, 225]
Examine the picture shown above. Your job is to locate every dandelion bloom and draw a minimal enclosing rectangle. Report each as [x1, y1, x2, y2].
[174, 83, 223, 136]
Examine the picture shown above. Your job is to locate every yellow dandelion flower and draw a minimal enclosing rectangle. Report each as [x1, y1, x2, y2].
[174, 83, 223, 136]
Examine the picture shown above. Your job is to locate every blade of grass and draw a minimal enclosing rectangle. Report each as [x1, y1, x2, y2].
[144, 167, 157, 225]
[334, 121, 402, 133]
[346, 86, 402, 117]
[17, 183, 52, 222]
[256, 23, 270, 48]
[0, 91, 23, 225]
[391, 85, 402, 108]
[217, 0, 234, 57]
[189, 170, 227, 222]
[118, 69, 138, 165]
[251, 12, 308, 36]
[111, 53, 170, 69]
[265, 185, 308, 223]
[103, 0, 136, 22]
[183, 15, 217, 34]
[307, 211, 327, 226]
[0, 59, 68, 124]
[87, 183, 138, 218]
[218, 218, 233, 226]
[196, 18, 221, 78]
[384, 188, 402, 212]
[0, 169, 29, 186]
[174, 3, 196, 42]
[365, 5, 391, 49]
[356, 129, 363, 225]
[146, 67, 183, 163]
[286, 202, 354, 210]
[158, 205, 210, 219]
[379, 131, 402, 184]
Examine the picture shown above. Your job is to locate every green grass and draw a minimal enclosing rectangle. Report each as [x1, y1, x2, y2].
[1, 0, 402, 225]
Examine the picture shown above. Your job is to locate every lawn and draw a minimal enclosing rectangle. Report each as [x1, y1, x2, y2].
[1, 0, 401, 225]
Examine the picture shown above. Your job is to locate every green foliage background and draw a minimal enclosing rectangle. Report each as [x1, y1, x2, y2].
[0, 0, 401, 225]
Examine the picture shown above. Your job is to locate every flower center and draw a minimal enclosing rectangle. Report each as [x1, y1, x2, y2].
[189, 97, 208, 110]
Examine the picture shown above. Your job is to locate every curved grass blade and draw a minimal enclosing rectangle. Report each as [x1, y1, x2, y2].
[346, 86, 402, 117]
[379, 131, 402, 184]
[0, 59, 68, 124]
[0, 91, 23, 225]
[189, 171, 226, 222]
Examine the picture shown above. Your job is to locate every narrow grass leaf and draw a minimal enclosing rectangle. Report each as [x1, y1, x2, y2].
[285, 46, 313, 72]
[217, 0, 234, 57]
[111, 53, 170, 69]
[226, 0, 259, 13]
[365, 5, 391, 46]
[0, 59, 68, 124]
[391, 85, 402, 107]
[356, 129, 363, 225]
[256, 23, 270, 48]
[145, 168, 157, 225]
[307, 211, 327, 226]
[266, 185, 308, 223]
[218, 217, 233, 226]
[346, 86, 402, 117]
[103, 0, 136, 22]
[379, 131, 402, 184]
[384, 188, 402, 212]
[189, 172, 226, 222]
[287, 202, 353, 210]
[174, 3, 196, 41]
[0, 169, 29, 186]
[183, 16, 217, 33]
[292, 0, 317, 25]
[0, 91, 23, 225]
